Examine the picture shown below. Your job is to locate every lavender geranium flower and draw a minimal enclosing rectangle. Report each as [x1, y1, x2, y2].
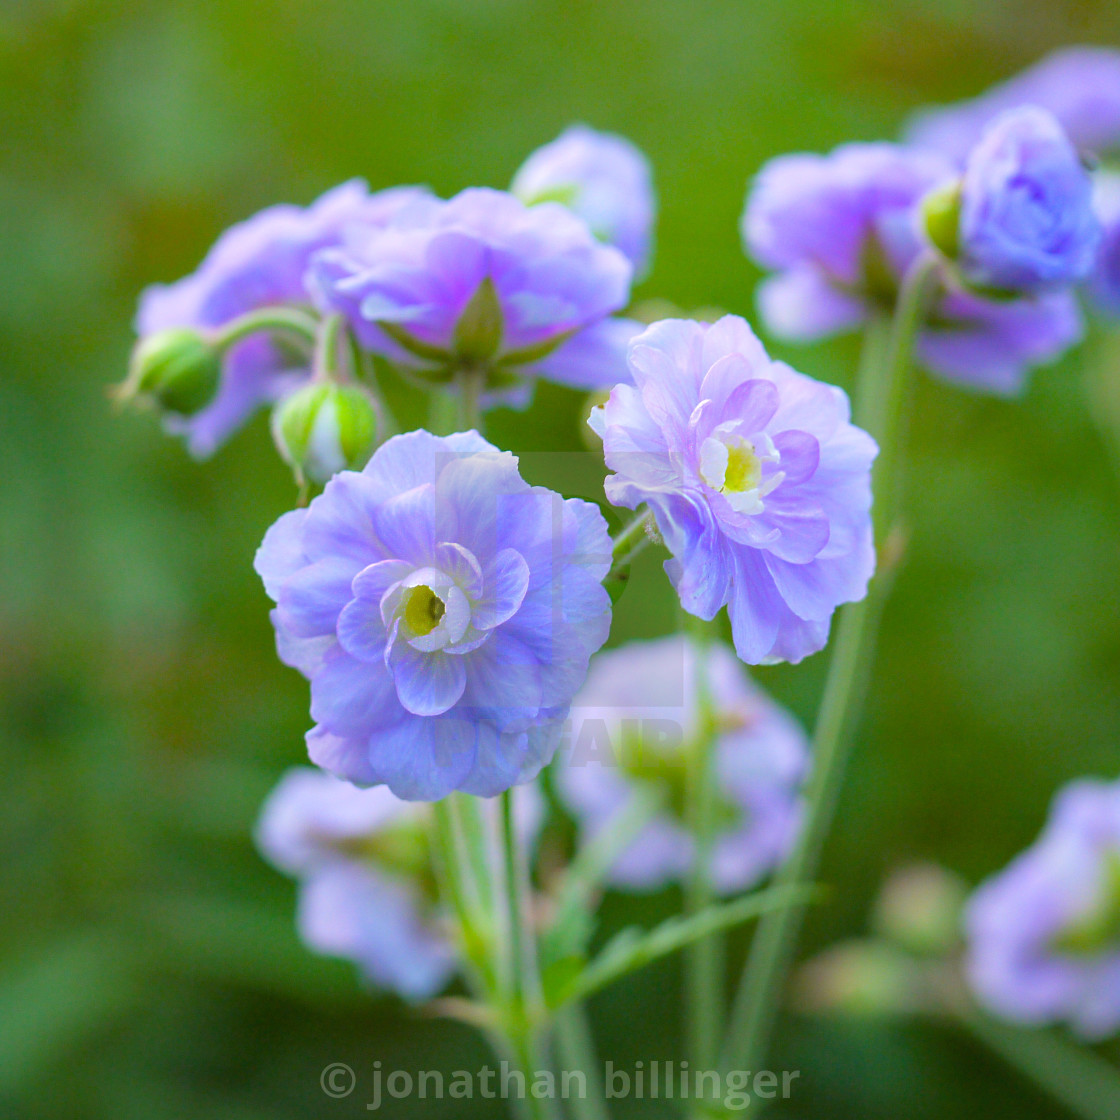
[309, 188, 636, 406]
[137, 180, 427, 457]
[906, 46, 1120, 163]
[743, 140, 1085, 393]
[511, 125, 656, 279]
[555, 635, 808, 892]
[1089, 171, 1120, 316]
[745, 142, 952, 340]
[591, 316, 877, 665]
[255, 767, 454, 999]
[255, 430, 613, 800]
[965, 777, 1120, 1039]
[950, 107, 1101, 293]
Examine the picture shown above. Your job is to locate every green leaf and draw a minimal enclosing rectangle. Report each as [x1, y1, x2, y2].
[547, 883, 818, 1010]
[378, 320, 454, 363]
[540, 955, 586, 1010]
[540, 787, 664, 968]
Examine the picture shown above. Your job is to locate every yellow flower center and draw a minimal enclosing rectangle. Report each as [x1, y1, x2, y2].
[723, 441, 764, 494]
[403, 585, 446, 637]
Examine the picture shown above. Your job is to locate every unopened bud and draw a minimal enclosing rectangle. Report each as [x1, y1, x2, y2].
[922, 180, 963, 262]
[872, 863, 968, 956]
[452, 277, 503, 363]
[793, 941, 919, 1017]
[271, 382, 379, 486]
[119, 328, 221, 416]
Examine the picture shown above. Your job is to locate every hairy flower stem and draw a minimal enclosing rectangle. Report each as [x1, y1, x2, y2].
[208, 305, 320, 352]
[684, 616, 723, 1081]
[719, 254, 941, 1085]
[1084, 322, 1120, 492]
[553, 1005, 610, 1120]
[457, 365, 486, 431]
[499, 790, 560, 1120]
[609, 509, 655, 569]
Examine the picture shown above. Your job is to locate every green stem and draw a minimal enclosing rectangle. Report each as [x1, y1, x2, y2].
[718, 253, 941, 1079]
[685, 617, 722, 1076]
[553, 1005, 611, 1120]
[1083, 321, 1120, 491]
[609, 509, 655, 569]
[500, 789, 559, 1120]
[313, 313, 346, 381]
[959, 1009, 1120, 1120]
[457, 365, 486, 432]
[209, 305, 319, 352]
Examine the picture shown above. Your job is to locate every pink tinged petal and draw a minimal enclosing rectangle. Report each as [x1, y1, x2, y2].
[472, 548, 531, 631]
[276, 557, 361, 638]
[255, 509, 309, 599]
[699, 314, 771, 373]
[771, 429, 821, 486]
[433, 451, 527, 552]
[461, 630, 543, 720]
[764, 548, 872, 623]
[365, 714, 478, 801]
[336, 596, 389, 663]
[435, 541, 484, 598]
[749, 498, 830, 564]
[309, 647, 400, 736]
[373, 483, 436, 564]
[300, 472, 380, 565]
[757, 268, 867, 342]
[531, 316, 640, 390]
[389, 644, 467, 716]
[352, 558, 413, 600]
[717, 376, 781, 434]
[306, 725, 379, 786]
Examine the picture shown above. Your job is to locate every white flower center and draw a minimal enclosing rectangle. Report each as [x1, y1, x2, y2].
[699, 429, 784, 515]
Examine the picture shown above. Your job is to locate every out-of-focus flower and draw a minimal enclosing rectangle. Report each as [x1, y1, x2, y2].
[309, 188, 637, 407]
[255, 430, 613, 800]
[255, 767, 454, 999]
[941, 108, 1101, 293]
[743, 140, 1085, 393]
[555, 635, 808, 892]
[965, 777, 1120, 1039]
[872, 863, 969, 957]
[137, 181, 427, 456]
[511, 124, 656, 278]
[1089, 171, 1120, 316]
[905, 46, 1120, 163]
[591, 316, 877, 665]
[270, 381, 380, 486]
[744, 142, 952, 340]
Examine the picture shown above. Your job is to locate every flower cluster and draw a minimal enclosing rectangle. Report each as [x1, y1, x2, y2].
[255, 430, 613, 800]
[742, 121, 1096, 394]
[907, 45, 1120, 322]
[555, 635, 808, 892]
[129, 125, 656, 464]
[255, 767, 454, 999]
[309, 187, 638, 406]
[592, 315, 877, 664]
[137, 181, 426, 457]
[965, 777, 1120, 1039]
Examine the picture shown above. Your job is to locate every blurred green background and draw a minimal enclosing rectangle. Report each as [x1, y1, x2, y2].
[3, 1, 1120, 1116]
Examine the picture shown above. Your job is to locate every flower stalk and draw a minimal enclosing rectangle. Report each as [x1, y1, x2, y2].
[719, 252, 942, 1080]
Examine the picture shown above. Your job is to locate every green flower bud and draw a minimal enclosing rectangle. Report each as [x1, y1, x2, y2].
[119, 328, 221, 416]
[922, 180, 963, 262]
[271, 382, 379, 486]
[452, 276, 504, 363]
[872, 863, 968, 956]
